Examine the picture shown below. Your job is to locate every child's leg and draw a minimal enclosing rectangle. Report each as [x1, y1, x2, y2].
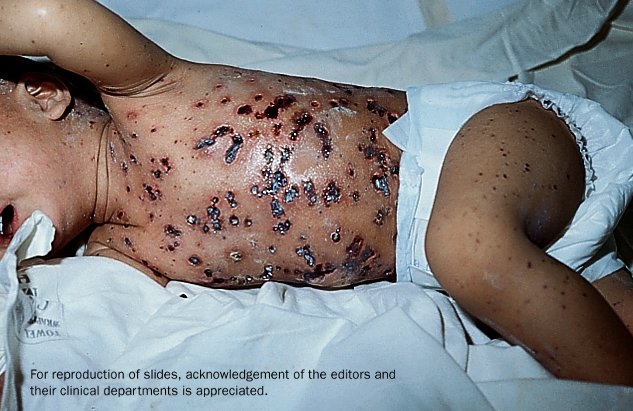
[425, 99, 633, 386]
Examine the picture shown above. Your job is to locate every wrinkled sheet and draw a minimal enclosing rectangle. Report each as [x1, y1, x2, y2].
[3, 213, 632, 410]
[3, 0, 633, 409]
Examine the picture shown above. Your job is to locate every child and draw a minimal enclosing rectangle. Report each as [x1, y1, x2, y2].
[0, 0, 632, 386]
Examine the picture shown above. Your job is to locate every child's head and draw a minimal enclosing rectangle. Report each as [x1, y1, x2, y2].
[0, 55, 105, 117]
[0, 56, 110, 252]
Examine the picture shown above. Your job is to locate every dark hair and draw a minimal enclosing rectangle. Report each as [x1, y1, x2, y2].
[0, 55, 105, 114]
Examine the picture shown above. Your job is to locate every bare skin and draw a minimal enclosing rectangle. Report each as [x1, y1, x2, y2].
[0, 0, 632, 386]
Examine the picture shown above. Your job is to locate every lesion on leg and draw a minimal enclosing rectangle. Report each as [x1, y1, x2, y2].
[593, 268, 633, 334]
[425, 99, 633, 385]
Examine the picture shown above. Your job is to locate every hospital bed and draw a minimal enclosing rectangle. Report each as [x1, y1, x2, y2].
[1, 0, 633, 409]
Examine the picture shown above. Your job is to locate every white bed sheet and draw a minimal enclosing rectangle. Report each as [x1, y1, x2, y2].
[3, 0, 633, 410]
[99, 0, 520, 50]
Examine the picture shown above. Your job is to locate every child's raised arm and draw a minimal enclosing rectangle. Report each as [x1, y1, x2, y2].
[0, 0, 175, 95]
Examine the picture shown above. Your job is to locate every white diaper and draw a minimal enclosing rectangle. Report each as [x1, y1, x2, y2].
[384, 81, 633, 288]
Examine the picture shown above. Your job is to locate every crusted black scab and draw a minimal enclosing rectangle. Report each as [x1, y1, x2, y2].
[160, 158, 172, 174]
[229, 215, 240, 226]
[303, 180, 318, 206]
[374, 207, 386, 226]
[273, 219, 291, 235]
[267, 170, 288, 196]
[225, 134, 244, 164]
[367, 99, 388, 117]
[262, 105, 279, 119]
[194, 126, 233, 151]
[343, 236, 378, 277]
[346, 235, 364, 257]
[322, 181, 342, 206]
[194, 137, 216, 150]
[372, 174, 390, 196]
[214, 125, 234, 137]
[142, 184, 161, 201]
[237, 104, 253, 115]
[272, 123, 283, 136]
[293, 111, 313, 127]
[302, 263, 336, 283]
[274, 94, 296, 109]
[270, 199, 285, 218]
[164, 224, 182, 237]
[365, 127, 378, 142]
[329, 97, 350, 108]
[314, 122, 332, 159]
[259, 94, 296, 120]
[284, 184, 301, 203]
[361, 144, 382, 160]
[289, 111, 313, 141]
[261, 265, 274, 280]
[296, 245, 316, 267]
[280, 147, 292, 163]
[331, 228, 341, 243]
[194, 99, 208, 108]
[225, 191, 238, 208]
[207, 205, 222, 231]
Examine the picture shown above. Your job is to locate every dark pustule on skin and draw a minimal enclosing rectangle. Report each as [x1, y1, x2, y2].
[342, 235, 379, 277]
[314, 122, 332, 159]
[273, 219, 291, 235]
[290, 111, 313, 140]
[372, 174, 390, 196]
[164, 224, 182, 237]
[259, 94, 297, 120]
[296, 245, 316, 267]
[237, 104, 253, 115]
[303, 180, 318, 206]
[366, 99, 388, 117]
[302, 263, 337, 283]
[224, 134, 244, 164]
[225, 191, 238, 208]
[207, 198, 222, 231]
[283, 184, 300, 203]
[322, 181, 342, 206]
[270, 199, 285, 218]
[143, 184, 161, 201]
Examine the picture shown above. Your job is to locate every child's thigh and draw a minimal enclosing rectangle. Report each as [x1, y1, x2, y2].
[424, 99, 587, 301]
[427, 99, 585, 252]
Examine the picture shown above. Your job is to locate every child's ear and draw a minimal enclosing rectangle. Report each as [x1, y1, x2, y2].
[17, 73, 72, 120]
